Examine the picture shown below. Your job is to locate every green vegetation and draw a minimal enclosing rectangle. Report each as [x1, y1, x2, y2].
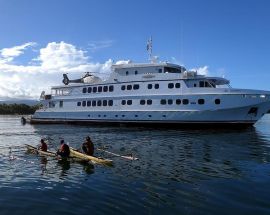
[0, 103, 41, 115]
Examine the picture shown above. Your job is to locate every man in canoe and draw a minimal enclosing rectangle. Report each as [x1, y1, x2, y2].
[56, 139, 70, 158]
[38, 139, 47, 152]
[82, 136, 94, 156]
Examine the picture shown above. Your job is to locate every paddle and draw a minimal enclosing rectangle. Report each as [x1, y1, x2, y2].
[97, 148, 139, 160]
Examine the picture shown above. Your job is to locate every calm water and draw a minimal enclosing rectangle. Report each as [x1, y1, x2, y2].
[1, 115, 270, 215]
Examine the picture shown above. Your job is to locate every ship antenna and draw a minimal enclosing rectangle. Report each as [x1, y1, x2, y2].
[146, 36, 153, 62]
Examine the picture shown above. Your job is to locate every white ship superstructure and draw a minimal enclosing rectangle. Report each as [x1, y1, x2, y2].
[31, 61, 270, 126]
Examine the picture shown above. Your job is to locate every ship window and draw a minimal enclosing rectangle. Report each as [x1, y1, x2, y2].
[103, 86, 108, 92]
[103, 100, 107, 106]
[92, 100, 96, 106]
[147, 100, 152, 105]
[59, 101, 63, 108]
[135, 115, 138, 117]
[158, 69, 162, 73]
[168, 83, 174, 89]
[160, 99, 166, 105]
[108, 100, 113, 106]
[140, 100, 146, 105]
[97, 100, 102, 106]
[88, 87, 92, 93]
[175, 83, 181, 88]
[133, 84, 139, 90]
[127, 85, 132, 90]
[183, 99, 189, 105]
[121, 85, 126, 90]
[87, 101, 91, 106]
[155, 84, 159, 89]
[199, 81, 204, 87]
[148, 115, 152, 117]
[93, 87, 97, 93]
[194, 83, 197, 87]
[198, 99, 205, 105]
[148, 84, 153, 89]
[127, 100, 132, 105]
[126, 71, 129, 75]
[104, 115, 106, 117]
[115, 115, 118, 117]
[109, 86, 114, 92]
[121, 100, 126, 105]
[82, 88, 87, 93]
[164, 67, 182, 73]
[82, 101, 86, 107]
[98, 86, 102, 92]
[122, 115, 125, 117]
[135, 70, 138, 75]
[215, 99, 221, 105]
[168, 99, 173, 105]
[77, 102, 81, 106]
[176, 99, 181, 105]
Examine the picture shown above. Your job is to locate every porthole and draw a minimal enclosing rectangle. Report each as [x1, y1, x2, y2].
[198, 99, 205, 105]
[127, 85, 132, 90]
[127, 100, 132, 105]
[168, 99, 173, 105]
[155, 84, 159, 89]
[126, 71, 129, 75]
[133, 84, 139, 90]
[135, 71, 138, 75]
[135, 115, 138, 117]
[122, 115, 125, 117]
[148, 115, 152, 118]
[176, 99, 181, 105]
[88, 87, 92, 93]
[121, 85, 126, 90]
[183, 99, 189, 105]
[140, 100, 146, 105]
[148, 84, 153, 89]
[215, 99, 221, 105]
[168, 83, 174, 89]
[82, 88, 87, 93]
[121, 100, 126, 105]
[147, 100, 152, 105]
[160, 99, 166, 105]
[175, 83, 181, 88]
[82, 101, 86, 107]
[115, 115, 118, 117]
[77, 102, 81, 106]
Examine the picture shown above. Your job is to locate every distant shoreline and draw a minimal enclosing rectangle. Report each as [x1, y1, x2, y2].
[0, 103, 40, 115]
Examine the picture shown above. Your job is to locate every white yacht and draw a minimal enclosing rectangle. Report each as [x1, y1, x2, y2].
[31, 60, 270, 127]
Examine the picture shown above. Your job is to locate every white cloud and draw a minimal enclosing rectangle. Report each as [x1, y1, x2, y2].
[88, 40, 114, 52]
[191, 66, 209, 76]
[0, 41, 115, 99]
[0, 42, 36, 63]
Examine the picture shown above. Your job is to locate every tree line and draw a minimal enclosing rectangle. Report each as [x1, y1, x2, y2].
[0, 103, 41, 115]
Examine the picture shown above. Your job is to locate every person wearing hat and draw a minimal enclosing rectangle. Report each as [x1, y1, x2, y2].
[82, 136, 94, 156]
[38, 139, 47, 152]
[56, 139, 70, 158]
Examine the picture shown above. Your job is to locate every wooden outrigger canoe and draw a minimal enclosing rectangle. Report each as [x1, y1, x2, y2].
[70, 148, 113, 166]
[26, 144, 56, 157]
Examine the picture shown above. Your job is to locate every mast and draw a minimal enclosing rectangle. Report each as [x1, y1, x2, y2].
[146, 36, 153, 62]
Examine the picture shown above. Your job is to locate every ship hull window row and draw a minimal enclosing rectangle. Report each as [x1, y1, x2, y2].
[77, 100, 114, 107]
[82, 85, 114, 94]
[121, 84, 140, 91]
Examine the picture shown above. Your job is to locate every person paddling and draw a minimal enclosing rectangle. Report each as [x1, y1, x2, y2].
[56, 139, 70, 158]
[38, 139, 47, 152]
[82, 136, 94, 156]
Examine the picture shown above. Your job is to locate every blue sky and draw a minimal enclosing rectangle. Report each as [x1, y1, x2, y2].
[0, 0, 269, 98]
